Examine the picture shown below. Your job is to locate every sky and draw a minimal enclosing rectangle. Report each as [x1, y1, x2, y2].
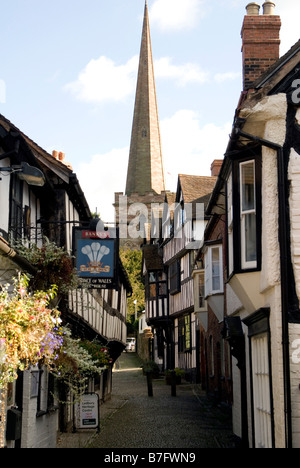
[1, 0, 300, 222]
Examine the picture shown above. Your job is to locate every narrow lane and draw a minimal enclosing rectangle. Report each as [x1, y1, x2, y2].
[89, 353, 234, 449]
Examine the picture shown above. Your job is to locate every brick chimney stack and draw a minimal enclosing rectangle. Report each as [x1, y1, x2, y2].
[241, 2, 281, 90]
[211, 159, 223, 177]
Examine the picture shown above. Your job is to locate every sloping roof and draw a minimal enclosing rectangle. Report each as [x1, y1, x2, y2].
[165, 191, 176, 206]
[0, 113, 72, 180]
[0, 113, 91, 220]
[178, 174, 217, 204]
[253, 38, 300, 89]
[207, 38, 300, 218]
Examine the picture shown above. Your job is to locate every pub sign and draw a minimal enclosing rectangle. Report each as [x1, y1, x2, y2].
[73, 226, 119, 290]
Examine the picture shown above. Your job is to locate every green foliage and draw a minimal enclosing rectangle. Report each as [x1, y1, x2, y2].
[141, 360, 160, 377]
[50, 328, 108, 399]
[79, 340, 112, 367]
[165, 368, 185, 377]
[119, 248, 145, 320]
[16, 239, 78, 294]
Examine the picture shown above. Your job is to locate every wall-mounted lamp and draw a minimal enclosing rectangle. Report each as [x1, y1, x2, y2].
[0, 162, 45, 187]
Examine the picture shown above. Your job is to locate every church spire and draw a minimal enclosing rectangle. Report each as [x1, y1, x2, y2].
[125, 0, 165, 196]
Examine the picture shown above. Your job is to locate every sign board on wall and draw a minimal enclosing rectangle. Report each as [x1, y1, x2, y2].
[73, 227, 119, 290]
[75, 393, 100, 431]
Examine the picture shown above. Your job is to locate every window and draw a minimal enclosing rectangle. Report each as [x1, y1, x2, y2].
[189, 250, 196, 276]
[198, 270, 205, 309]
[227, 172, 234, 275]
[174, 197, 185, 236]
[212, 248, 221, 291]
[240, 161, 257, 269]
[226, 153, 261, 275]
[24, 205, 31, 240]
[192, 265, 207, 312]
[169, 260, 181, 295]
[162, 203, 173, 240]
[204, 244, 223, 297]
[10, 174, 23, 241]
[178, 315, 191, 353]
[147, 271, 167, 299]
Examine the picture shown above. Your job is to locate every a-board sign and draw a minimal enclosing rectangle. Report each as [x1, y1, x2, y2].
[75, 393, 100, 431]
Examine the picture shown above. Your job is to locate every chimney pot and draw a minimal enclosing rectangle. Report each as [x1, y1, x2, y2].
[263, 1, 276, 15]
[52, 150, 59, 159]
[246, 2, 260, 15]
[241, 3, 281, 90]
[58, 152, 65, 161]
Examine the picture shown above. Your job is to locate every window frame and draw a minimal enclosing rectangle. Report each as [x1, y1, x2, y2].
[146, 271, 167, 300]
[9, 173, 23, 242]
[204, 243, 224, 298]
[178, 314, 192, 353]
[240, 160, 257, 270]
[169, 260, 181, 295]
[226, 150, 262, 276]
[194, 268, 207, 312]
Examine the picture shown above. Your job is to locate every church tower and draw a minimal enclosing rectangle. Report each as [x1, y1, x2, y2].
[115, 1, 166, 249]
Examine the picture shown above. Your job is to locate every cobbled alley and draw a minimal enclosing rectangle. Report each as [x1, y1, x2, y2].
[86, 352, 235, 450]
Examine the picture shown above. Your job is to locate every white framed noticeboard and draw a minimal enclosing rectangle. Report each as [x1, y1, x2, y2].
[75, 393, 100, 432]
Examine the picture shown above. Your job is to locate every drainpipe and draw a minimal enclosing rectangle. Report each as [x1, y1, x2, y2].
[236, 129, 292, 448]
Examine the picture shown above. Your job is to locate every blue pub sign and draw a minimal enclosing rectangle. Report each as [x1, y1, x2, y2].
[73, 226, 119, 290]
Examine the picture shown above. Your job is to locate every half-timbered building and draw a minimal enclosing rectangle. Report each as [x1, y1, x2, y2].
[192, 160, 232, 404]
[143, 173, 216, 378]
[0, 114, 131, 448]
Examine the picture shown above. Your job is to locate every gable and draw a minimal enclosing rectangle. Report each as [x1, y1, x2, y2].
[177, 174, 217, 204]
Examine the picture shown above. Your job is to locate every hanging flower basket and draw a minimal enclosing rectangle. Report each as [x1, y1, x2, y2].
[15, 239, 79, 295]
[0, 274, 63, 389]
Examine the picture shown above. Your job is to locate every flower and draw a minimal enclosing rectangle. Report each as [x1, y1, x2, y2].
[79, 340, 112, 368]
[0, 275, 62, 388]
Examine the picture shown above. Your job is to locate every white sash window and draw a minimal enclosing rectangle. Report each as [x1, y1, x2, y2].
[204, 245, 223, 297]
[240, 160, 257, 269]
